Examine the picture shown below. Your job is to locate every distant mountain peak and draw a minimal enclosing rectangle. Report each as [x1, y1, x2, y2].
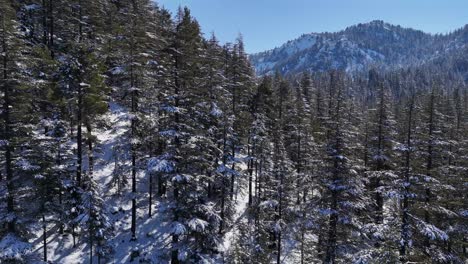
[349, 20, 393, 30]
[250, 21, 467, 76]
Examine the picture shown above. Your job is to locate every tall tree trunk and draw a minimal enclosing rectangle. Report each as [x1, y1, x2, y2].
[48, 0, 54, 58]
[76, 0, 83, 187]
[424, 90, 435, 251]
[130, 54, 137, 241]
[248, 136, 253, 207]
[43, 214, 47, 262]
[2, 15, 15, 233]
[157, 173, 164, 197]
[219, 125, 228, 234]
[230, 74, 237, 200]
[363, 121, 369, 167]
[277, 169, 283, 264]
[77, 83, 83, 186]
[57, 138, 64, 234]
[42, 0, 48, 45]
[148, 174, 153, 217]
[300, 189, 307, 264]
[230, 150, 236, 200]
[86, 122, 94, 177]
[324, 191, 338, 264]
[324, 83, 342, 264]
[171, 40, 181, 264]
[59, 190, 64, 234]
[86, 121, 96, 261]
[400, 95, 414, 261]
[78, 0, 83, 43]
[129, 12, 138, 239]
[296, 128, 302, 205]
[254, 156, 260, 229]
[277, 230, 282, 264]
[72, 225, 76, 247]
[90, 220, 93, 264]
[113, 146, 122, 196]
[375, 85, 385, 225]
[300, 227, 305, 264]
[219, 177, 225, 235]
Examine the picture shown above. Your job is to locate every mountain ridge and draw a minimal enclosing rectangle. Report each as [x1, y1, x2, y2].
[250, 20, 468, 76]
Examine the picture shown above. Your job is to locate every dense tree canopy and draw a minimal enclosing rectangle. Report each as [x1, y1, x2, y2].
[0, 1, 466, 263]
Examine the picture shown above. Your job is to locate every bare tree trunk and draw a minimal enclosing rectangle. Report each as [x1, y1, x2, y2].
[59, 190, 64, 234]
[374, 85, 386, 225]
[2, 15, 15, 233]
[56, 138, 65, 235]
[230, 153, 235, 200]
[171, 36, 181, 264]
[296, 128, 302, 205]
[400, 95, 414, 261]
[42, 0, 48, 45]
[90, 221, 93, 264]
[324, 190, 338, 264]
[43, 214, 47, 262]
[248, 136, 253, 207]
[76, 0, 83, 187]
[277, 172, 283, 264]
[300, 228, 305, 264]
[324, 82, 343, 264]
[77, 84, 83, 186]
[148, 174, 153, 217]
[230, 74, 237, 200]
[130, 88, 137, 242]
[86, 123, 94, 178]
[72, 225, 76, 247]
[219, 125, 228, 234]
[424, 89, 435, 249]
[130, 19, 137, 241]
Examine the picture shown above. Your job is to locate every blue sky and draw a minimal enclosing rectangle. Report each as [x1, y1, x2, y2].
[157, 0, 468, 54]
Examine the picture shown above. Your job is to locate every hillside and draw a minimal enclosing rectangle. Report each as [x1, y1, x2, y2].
[1, 1, 467, 264]
[250, 20, 468, 75]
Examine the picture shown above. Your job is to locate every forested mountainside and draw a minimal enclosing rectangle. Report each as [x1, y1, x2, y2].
[0, 1, 467, 264]
[250, 20, 468, 76]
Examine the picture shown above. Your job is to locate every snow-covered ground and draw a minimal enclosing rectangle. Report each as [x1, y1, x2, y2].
[28, 102, 249, 263]
[222, 162, 249, 254]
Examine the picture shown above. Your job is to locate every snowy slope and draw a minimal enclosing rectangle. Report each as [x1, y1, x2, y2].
[28, 102, 249, 263]
[27, 103, 165, 263]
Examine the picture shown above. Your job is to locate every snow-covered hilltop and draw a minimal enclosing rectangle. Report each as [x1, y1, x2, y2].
[250, 20, 468, 75]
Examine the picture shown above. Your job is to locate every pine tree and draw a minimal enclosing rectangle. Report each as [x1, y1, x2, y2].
[397, 86, 417, 263]
[78, 174, 113, 263]
[246, 75, 277, 263]
[0, 0, 35, 261]
[287, 74, 321, 264]
[322, 71, 366, 263]
[436, 85, 467, 263]
[356, 76, 401, 262]
[409, 83, 455, 262]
